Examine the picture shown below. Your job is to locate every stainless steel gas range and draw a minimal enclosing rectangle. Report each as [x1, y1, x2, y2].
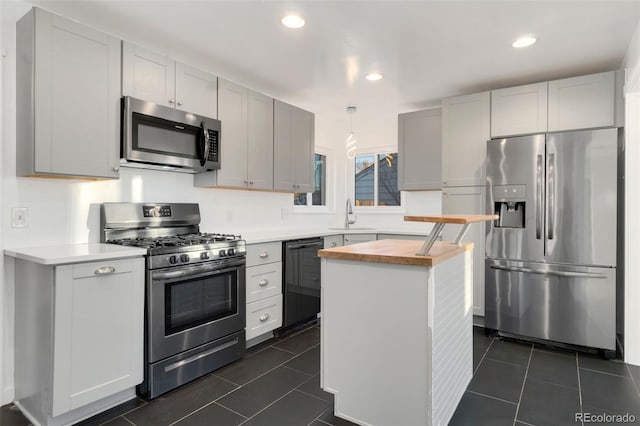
[101, 203, 246, 399]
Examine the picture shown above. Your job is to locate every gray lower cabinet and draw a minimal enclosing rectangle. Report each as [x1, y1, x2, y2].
[343, 234, 377, 245]
[398, 108, 442, 190]
[273, 100, 315, 192]
[14, 257, 144, 425]
[323, 235, 344, 248]
[195, 79, 273, 190]
[17, 8, 121, 179]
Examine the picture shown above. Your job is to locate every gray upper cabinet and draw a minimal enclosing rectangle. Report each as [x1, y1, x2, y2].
[491, 82, 548, 138]
[122, 42, 217, 118]
[548, 71, 618, 132]
[273, 100, 315, 193]
[441, 92, 490, 187]
[398, 108, 442, 190]
[16, 8, 121, 179]
[195, 79, 273, 190]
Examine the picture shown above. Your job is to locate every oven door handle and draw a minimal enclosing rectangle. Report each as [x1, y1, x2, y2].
[152, 264, 241, 281]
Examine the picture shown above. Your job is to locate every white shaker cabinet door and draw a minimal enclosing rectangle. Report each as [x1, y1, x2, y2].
[274, 100, 315, 192]
[441, 92, 490, 187]
[548, 71, 616, 132]
[442, 186, 486, 317]
[31, 9, 121, 178]
[175, 63, 218, 118]
[52, 258, 144, 416]
[122, 41, 176, 108]
[491, 82, 548, 138]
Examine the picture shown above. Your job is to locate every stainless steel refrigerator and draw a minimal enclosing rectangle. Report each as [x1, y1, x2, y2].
[485, 128, 620, 352]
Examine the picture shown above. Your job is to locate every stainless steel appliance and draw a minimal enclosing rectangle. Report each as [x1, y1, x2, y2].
[485, 128, 621, 353]
[283, 237, 323, 328]
[101, 203, 245, 398]
[121, 96, 220, 173]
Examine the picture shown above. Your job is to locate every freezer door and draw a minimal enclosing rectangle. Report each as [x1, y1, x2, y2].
[486, 134, 545, 262]
[545, 129, 617, 266]
[485, 259, 615, 350]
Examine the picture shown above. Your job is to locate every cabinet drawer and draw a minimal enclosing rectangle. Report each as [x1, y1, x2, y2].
[323, 235, 343, 249]
[72, 258, 138, 279]
[246, 262, 282, 303]
[246, 241, 282, 267]
[246, 294, 282, 340]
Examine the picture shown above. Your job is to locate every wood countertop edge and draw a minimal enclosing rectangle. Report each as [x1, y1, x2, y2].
[404, 214, 499, 224]
[318, 240, 474, 267]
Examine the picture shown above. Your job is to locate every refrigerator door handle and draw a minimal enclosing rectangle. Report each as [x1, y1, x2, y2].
[536, 154, 543, 239]
[489, 264, 608, 279]
[547, 153, 555, 240]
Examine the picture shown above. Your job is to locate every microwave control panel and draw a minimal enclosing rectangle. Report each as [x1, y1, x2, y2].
[207, 130, 219, 162]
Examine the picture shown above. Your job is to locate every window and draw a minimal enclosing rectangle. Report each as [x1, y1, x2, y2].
[294, 153, 327, 206]
[355, 152, 400, 206]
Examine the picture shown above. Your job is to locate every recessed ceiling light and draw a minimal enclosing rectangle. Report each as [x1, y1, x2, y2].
[365, 73, 384, 81]
[282, 14, 305, 29]
[512, 36, 537, 48]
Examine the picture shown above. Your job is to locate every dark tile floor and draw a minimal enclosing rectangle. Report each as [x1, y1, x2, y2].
[3, 325, 640, 425]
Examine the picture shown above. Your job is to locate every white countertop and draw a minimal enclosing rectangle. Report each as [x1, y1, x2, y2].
[4, 243, 148, 265]
[240, 227, 429, 244]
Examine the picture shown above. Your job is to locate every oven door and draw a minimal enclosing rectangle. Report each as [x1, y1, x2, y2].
[148, 258, 245, 363]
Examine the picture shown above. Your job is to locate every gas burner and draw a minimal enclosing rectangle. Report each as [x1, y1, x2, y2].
[108, 233, 244, 251]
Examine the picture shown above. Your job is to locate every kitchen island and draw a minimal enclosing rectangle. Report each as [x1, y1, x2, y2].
[318, 238, 474, 426]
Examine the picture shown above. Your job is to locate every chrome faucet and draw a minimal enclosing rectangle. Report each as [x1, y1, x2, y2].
[345, 198, 357, 229]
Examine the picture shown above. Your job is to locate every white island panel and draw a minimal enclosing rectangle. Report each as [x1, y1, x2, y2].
[320, 250, 472, 426]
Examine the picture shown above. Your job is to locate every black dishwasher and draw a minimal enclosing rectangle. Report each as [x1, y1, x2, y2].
[283, 237, 323, 328]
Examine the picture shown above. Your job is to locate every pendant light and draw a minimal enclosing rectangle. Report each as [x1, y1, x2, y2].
[346, 105, 357, 159]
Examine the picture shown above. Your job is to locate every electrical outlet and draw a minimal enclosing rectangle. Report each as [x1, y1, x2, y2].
[12, 207, 29, 228]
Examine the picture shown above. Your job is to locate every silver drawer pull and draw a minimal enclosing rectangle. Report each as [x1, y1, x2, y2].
[94, 266, 116, 275]
[259, 313, 270, 322]
[259, 252, 269, 259]
[259, 279, 269, 286]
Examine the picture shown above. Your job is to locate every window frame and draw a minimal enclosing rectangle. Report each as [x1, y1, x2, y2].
[351, 146, 405, 213]
[293, 146, 334, 213]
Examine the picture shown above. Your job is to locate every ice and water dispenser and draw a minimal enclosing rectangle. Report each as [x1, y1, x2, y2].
[492, 185, 526, 228]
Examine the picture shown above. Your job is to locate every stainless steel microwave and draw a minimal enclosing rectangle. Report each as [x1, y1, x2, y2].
[121, 96, 220, 173]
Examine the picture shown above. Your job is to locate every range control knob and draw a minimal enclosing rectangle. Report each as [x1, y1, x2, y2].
[180, 254, 189, 263]
[227, 248, 236, 256]
[200, 252, 210, 260]
[169, 255, 178, 264]
[218, 249, 227, 257]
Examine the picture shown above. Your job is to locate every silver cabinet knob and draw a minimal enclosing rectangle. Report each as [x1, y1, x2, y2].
[177, 101, 183, 106]
[330, 242, 337, 247]
[259, 279, 269, 287]
[112, 166, 119, 172]
[259, 313, 270, 322]
[243, 180, 248, 184]
[259, 252, 269, 259]
[249, 181, 254, 185]
[169, 99, 175, 104]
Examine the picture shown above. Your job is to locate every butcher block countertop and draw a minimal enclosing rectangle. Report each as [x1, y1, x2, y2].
[404, 214, 498, 224]
[318, 239, 473, 267]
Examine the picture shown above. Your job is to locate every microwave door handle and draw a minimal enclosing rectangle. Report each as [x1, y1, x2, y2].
[200, 122, 210, 167]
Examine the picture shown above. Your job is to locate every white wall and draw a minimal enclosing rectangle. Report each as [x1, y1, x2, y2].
[623, 19, 640, 366]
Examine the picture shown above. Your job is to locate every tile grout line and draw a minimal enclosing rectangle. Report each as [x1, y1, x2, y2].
[294, 387, 332, 404]
[626, 363, 640, 399]
[168, 400, 248, 426]
[474, 337, 495, 375]
[578, 366, 632, 378]
[511, 344, 533, 426]
[121, 416, 136, 426]
[237, 387, 309, 425]
[98, 401, 148, 425]
[466, 390, 518, 406]
[576, 352, 584, 426]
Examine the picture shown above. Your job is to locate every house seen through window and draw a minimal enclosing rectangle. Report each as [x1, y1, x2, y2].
[355, 152, 400, 206]
[294, 153, 326, 206]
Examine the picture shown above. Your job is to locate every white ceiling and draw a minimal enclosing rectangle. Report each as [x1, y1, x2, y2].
[29, 1, 640, 119]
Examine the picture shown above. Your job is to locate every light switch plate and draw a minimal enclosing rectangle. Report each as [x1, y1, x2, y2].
[12, 207, 28, 228]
